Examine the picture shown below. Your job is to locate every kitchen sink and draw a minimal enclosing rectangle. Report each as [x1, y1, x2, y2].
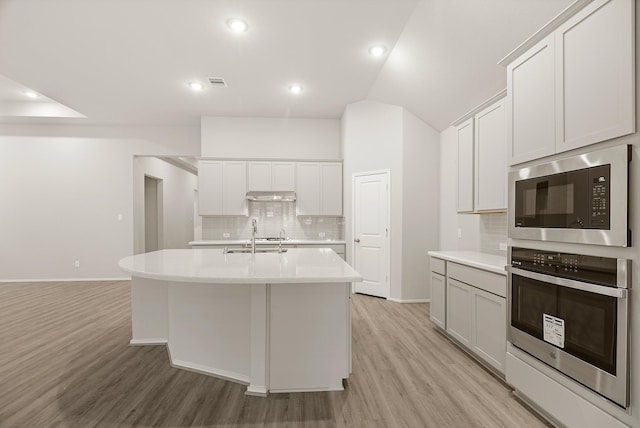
[223, 247, 288, 254]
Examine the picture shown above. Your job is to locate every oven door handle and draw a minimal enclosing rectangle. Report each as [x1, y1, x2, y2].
[508, 266, 627, 298]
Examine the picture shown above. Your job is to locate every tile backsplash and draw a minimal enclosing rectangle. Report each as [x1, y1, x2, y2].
[201, 201, 344, 241]
[480, 213, 507, 256]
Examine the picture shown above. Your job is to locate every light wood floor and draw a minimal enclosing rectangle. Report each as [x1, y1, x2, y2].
[0, 281, 550, 428]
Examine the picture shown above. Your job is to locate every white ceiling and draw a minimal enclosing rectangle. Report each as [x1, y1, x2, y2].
[0, 0, 573, 131]
[369, 0, 574, 131]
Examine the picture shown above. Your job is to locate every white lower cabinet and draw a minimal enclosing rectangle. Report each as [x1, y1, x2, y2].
[446, 278, 472, 348]
[433, 258, 507, 376]
[430, 272, 446, 330]
[471, 287, 506, 373]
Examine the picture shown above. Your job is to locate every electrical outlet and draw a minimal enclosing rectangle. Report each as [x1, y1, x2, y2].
[117, 214, 123, 221]
[223, 233, 231, 238]
[266, 211, 274, 217]
[457, 228, 462, 239]
[318, 232, 326, 238]
[499, 242, 507, 251]
[74, 260, 80, 268]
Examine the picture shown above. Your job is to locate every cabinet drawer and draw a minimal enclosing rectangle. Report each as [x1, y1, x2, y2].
[447, 262, 506, 298]
[430, 257, 446, 275]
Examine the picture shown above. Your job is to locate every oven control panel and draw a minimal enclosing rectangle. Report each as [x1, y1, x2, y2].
[511, 247, 618, 287]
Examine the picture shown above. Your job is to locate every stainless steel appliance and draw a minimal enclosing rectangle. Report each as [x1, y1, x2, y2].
[508, 247, 631, 407]
[508, 144, 631, 246]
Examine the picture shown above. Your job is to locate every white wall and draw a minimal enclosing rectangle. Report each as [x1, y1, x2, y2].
[0, 125, 199, 281]
[401, 109, 440, 300]
[133, 157, 197, 255]
[201, 117, 341, 159]
[342, 100, 440, 301]
[342, 100, 404, 299]
[438, 125, 481, 251]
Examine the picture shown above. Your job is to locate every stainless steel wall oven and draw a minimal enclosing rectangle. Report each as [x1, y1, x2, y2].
[509, 144, 631, 246]
[508, 247, 631, 407]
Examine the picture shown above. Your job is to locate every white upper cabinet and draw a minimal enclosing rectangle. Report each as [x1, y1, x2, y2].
[506, 0, 634, 165]
[198, 160, 247, 216]
[271, 162, 296, 191]
[247, 161, 272, 191]
[506, 35, 556, 165]
[296, 162, 343, 216]
[247, 161, 296, 191]
[198, 161, 223, 215]
[320, 163, 343, 216]
[474, 99, 507, 211]
[555, 0, 635, 152]
[455, 95, 507, 213]
[456, 118, 474, 213]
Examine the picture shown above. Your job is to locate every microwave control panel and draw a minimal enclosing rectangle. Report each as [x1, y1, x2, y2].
[588, 164, 610, 228]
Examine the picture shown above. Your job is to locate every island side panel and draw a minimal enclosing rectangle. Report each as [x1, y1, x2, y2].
[247, 283, 270, 396]
[167, 282, 251, 384]
[130, 276, 168, 345]
[269, 282, 349, 392]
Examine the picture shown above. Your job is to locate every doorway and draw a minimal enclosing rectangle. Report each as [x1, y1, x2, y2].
[352, 170, 390, 299]
[144, 175, 163, 252]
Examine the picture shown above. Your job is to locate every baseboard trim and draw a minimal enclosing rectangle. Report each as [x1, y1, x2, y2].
[245, 386, 269, 397]
[170, 358, 250, 385]
[0, 277, 130, 283]
[165, 342, 250, 385]
[129, 338, 167, 346]
[268, 385, 344, 393]
[388, 298, 431, 304]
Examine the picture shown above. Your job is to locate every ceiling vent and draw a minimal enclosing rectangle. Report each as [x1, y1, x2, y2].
[208, 77, 227, 87]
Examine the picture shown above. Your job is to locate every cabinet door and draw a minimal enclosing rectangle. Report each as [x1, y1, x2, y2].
[430, 272, 446, 330]
[507, 34, 556, 165]
[296, 163, 320, 215]
[456, 118, 474, 213]
[555, 0, 635, 153]
[446, 278, 472, 347]
[271, 162, 296, 191]
[474, 99, 507, 211]
[197, 161, 223, 215]
[222, 161, 247, 215]
[320, 163, 342, 216]
[248, 161, 272, 191]
[471, 287, 506, 374]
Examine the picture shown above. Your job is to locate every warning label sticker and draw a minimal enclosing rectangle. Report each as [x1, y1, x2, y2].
[543, 314, 565, 348]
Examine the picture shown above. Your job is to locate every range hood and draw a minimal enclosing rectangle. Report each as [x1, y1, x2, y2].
[246, 191, 296, 202]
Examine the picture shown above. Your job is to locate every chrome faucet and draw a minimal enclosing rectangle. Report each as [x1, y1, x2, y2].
[251, 219, 258, 254]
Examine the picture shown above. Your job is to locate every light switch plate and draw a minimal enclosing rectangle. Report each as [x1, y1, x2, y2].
[499, 242, 507, 251]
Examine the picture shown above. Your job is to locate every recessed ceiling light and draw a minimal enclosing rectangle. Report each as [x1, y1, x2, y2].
[368, 45, 387, 57]
[188, 82, 204, 91]
[227, 18, 248, 33]
[23, 90, 39, 98]
[289, 85, 303, 94]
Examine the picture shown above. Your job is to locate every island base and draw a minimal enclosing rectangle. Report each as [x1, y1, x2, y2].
[129, 277, 351, 395]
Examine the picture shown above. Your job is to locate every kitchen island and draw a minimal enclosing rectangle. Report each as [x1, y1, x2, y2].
[118, 248, 362, 396]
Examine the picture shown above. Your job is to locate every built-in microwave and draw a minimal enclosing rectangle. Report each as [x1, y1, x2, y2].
[508, 144, 631, 247]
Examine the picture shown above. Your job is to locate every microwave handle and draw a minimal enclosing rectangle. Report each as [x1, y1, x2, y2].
[508, 266, 627, 299]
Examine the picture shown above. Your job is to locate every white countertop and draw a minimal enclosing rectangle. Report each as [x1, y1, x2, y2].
[428, 251, 507, 276]
[189, 239, 346, 246]
[119, 248, 362, 284]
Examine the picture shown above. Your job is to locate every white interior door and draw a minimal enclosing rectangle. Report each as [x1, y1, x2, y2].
[353, 172, 389, 298]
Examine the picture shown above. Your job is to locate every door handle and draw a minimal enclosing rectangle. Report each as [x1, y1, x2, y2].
[354, 238, 360, 243]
